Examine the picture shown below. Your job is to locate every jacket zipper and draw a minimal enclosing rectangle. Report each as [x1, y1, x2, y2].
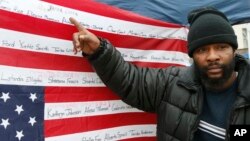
[177, 81, 202, 141]
[225, 96, 250, 140]
[225, 105, 235, 141]
[188, 86, 203, 141]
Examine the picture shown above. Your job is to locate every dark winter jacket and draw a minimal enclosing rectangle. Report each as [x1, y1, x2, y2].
[88, 40, 250, 141]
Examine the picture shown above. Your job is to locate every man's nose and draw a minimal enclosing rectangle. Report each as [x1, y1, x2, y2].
[206, 48, 220, 62]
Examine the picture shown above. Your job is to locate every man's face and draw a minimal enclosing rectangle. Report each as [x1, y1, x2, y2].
[192, 43, 235, 90]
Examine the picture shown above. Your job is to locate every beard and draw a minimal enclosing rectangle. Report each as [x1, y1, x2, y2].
[194, 59, 235, 90]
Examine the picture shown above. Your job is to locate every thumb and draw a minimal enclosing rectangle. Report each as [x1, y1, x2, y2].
[79, 34, 100, 50]
[79, 34, 92, 42]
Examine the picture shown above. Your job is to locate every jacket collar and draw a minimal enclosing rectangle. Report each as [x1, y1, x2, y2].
[234, 54, 250, 104]
[177, 65, 202, 92]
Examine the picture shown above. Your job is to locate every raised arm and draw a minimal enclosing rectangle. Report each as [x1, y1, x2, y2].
[70, 18, 171, 112]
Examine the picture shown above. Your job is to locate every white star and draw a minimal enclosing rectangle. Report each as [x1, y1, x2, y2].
[0, 118, 10, 129]
[28, 117, 36, 126]
[15, 105, 24, 115]
[29, 93, 37, 102]
[16, 130, 24, 141]
[0, 92, 10, 102]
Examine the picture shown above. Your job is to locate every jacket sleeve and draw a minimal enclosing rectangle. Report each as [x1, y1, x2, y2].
[88, 39, 172, 112]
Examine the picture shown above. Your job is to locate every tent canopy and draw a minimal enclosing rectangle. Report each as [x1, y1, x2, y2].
[97, 0, 250, 26]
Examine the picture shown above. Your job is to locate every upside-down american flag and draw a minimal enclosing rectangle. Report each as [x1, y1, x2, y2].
[0, 0, 189, 140]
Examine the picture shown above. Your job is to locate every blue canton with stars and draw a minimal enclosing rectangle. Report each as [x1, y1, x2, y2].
[0, 85, 44, 141]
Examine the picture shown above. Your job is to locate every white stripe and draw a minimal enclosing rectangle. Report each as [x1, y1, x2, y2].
[0, 28, 190, 66]
[198, 127, 225, 140]
[199, 120, 226, 136]
[45, 124, 156, 141]
[0, 65, 105, 87]
[45, 100, 142, 120]
[0, 0, 188, 40]
[0, 28, 78, 56]
[118, 48, 190, 66]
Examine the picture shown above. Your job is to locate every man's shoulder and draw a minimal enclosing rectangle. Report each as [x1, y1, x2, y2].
[164, 65, 199, 84]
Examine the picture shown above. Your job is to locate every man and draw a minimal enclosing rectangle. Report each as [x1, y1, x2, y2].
[70, 7, 250, 141]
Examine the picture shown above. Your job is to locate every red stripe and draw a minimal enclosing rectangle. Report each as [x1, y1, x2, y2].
[42, 0, 182, 28]
[45, 87, 119, 102]
[0, 47, 93, 71]
[0, 47, 184, 72]
[132, 61, 185, 68]
[0, 10, 73, 40]
[0, 10, 187, 52]
[45, 113, 156, 137]
[105, 34, 187, 52]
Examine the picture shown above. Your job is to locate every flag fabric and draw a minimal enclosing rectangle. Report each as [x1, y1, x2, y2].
[0, 0, 189, 140]
[97, 0, 250, 25]
[0, 85, 44, 141]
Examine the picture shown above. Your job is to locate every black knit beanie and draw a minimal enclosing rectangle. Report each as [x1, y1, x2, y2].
[187, 7, 238, 57]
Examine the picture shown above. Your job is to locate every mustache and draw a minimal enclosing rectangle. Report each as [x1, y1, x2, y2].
[206, 62, 223, 70]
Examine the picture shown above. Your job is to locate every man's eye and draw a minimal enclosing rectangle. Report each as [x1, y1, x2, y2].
[217, 45, 228, 50]
[196, 48, 206, 53]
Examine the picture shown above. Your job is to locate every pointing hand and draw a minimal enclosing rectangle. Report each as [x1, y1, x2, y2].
[70, 17, 100, 55]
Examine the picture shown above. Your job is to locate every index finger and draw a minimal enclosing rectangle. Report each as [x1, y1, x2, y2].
[69, 17, 85, 31]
